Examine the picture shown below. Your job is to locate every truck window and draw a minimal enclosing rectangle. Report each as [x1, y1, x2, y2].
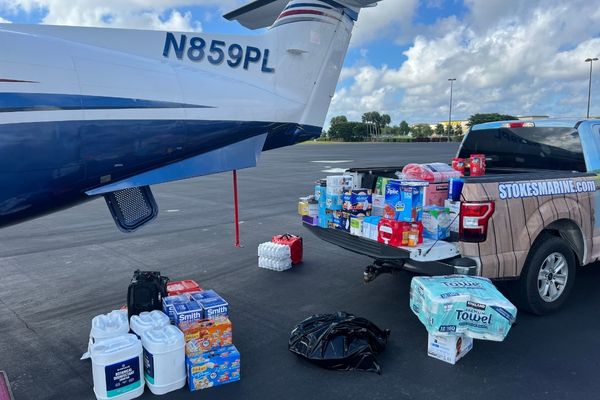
[458, 127, 586, 172]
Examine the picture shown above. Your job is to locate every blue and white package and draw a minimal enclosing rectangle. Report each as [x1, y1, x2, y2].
[163, 294, 192, 323]
[325, 193, 343, 210]
[410, 275, 517, 341]
[191, 290, 229, 319]
[315, 185, 327, 208]
[173, 300, 204, 327]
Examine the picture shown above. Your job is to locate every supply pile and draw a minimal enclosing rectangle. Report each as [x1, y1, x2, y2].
[299, 159, 484, 248]
[83, 272, 240, 400]
[410, 275, 517, 364]
[257, 233, 303, 271]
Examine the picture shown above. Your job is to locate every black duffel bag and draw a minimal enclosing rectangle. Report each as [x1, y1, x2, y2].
[127, 269, 169, 320]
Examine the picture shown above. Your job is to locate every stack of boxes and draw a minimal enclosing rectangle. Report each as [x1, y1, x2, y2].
[300, 163, 464, 248]
[163, 288, 239, 392]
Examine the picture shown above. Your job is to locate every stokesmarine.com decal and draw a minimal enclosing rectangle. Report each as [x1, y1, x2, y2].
[498, 179, 597, 200]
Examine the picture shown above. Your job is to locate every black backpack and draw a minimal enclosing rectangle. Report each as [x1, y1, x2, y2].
[127, 270, 169, 320]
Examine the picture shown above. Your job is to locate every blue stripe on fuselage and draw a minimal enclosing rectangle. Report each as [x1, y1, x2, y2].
[0, 118, 321, 228]
[318, 0, 358, 20]
[284, 3, 334, 10]
[0, 92, 212, 113]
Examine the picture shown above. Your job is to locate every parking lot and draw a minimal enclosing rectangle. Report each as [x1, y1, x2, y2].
[1, 142, 599, 400]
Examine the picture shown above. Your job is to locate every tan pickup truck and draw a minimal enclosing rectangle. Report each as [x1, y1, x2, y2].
[305, 119, 600, 315]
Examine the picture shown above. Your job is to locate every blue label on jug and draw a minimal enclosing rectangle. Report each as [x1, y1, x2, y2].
[143, 348, 155, 385]
[105, 356, 141, 398]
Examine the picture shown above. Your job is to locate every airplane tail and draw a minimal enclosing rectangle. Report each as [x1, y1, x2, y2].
[225, 0, 379, 130]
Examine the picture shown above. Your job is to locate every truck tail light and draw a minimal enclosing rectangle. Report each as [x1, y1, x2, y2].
[459, 201, 495, 242]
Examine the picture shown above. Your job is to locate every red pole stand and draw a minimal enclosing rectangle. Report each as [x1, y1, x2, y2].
[233, 170, 241, 247]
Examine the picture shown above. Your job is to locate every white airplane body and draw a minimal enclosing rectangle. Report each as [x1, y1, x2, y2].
[0, 0, 379, 231]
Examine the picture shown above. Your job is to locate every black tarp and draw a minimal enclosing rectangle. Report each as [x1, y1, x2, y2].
[288, 312, 390, 374]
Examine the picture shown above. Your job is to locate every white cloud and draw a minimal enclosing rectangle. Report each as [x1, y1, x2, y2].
[328, 0, 600, 126]
[0, 15, 10, 22]
[351, 0, 418, 46]
[0, 0, 242, 31]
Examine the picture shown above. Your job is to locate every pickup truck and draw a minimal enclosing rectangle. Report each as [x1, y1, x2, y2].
[304, 119, 600, 315]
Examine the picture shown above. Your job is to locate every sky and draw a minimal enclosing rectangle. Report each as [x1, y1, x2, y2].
[1, 0, 599, 127]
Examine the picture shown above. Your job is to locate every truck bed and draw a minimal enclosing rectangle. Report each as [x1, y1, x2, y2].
[303, 222, 478, 276]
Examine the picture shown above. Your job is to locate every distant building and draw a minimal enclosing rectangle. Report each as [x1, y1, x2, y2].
[517, 115, 550, 120]
[435, 120, 469, 135]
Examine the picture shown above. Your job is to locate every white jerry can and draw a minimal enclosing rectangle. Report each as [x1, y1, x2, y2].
[141, 325, 186, 395]
[91, 334, 144, 400]
[130, 310, 170, 339]
[81, 310, 129, 360]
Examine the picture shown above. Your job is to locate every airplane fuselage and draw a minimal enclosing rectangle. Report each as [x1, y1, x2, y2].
[0, 27, 323, 228]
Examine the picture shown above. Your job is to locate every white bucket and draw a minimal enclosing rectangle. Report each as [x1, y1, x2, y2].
[91, 334, 144, 400]
[130, 310, 170, 339]
[141, 325, 186, 395]
[82, 310, 129, 360]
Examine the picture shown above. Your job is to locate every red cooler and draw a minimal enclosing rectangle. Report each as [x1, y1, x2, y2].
[167, 280, 202, 296]
[272, 234, 303, 264]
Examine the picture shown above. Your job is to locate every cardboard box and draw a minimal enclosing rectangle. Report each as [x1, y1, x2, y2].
[427, 334, 473, 364]
[173, 300, 204, 331]
[384, 181, 427, 222]
[376, 177, 392, 195]
[184, 316, 233, 354]
[424, 183, 449, 207]
[191, 290, 229, 319]
[372, 194, 385, 208]
[365, 216, 382, 241]
[371, 205, 384, 217]
[422, 206, 450, 240]
[186, 345, 240, 391]
[302, 215, 319, 226]
[318, 210, 332, 229]
[327, 175, 353, 189]
[298, 200, 318, 216]
[315, 185, 327, 208]
[163, 294, 193, 323]
[445, 200, 460, 233]
[343, 189, 372, 212]
[343, 172, 362, 189]
[349, 216, 364, 236]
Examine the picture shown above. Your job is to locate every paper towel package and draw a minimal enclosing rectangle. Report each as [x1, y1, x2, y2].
[410, 275, 517, 341]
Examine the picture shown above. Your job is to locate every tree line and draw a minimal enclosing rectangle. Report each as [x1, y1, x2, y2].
[324, 112, 518, 142]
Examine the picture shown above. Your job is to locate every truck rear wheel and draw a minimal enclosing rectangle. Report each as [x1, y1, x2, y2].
[517, 234, 576, 315]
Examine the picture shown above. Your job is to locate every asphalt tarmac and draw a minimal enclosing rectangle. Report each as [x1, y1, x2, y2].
[1, 142, 599, 400]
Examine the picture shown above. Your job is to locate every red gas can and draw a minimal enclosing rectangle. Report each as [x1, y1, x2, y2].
[272, 234, 303, 264]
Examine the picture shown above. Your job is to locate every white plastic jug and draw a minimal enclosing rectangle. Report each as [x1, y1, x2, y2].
[91, 334, 144, 400]
[141, 325, 186, 395]
[82, 310, 129, 360]
[130, 310, 170, 339]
